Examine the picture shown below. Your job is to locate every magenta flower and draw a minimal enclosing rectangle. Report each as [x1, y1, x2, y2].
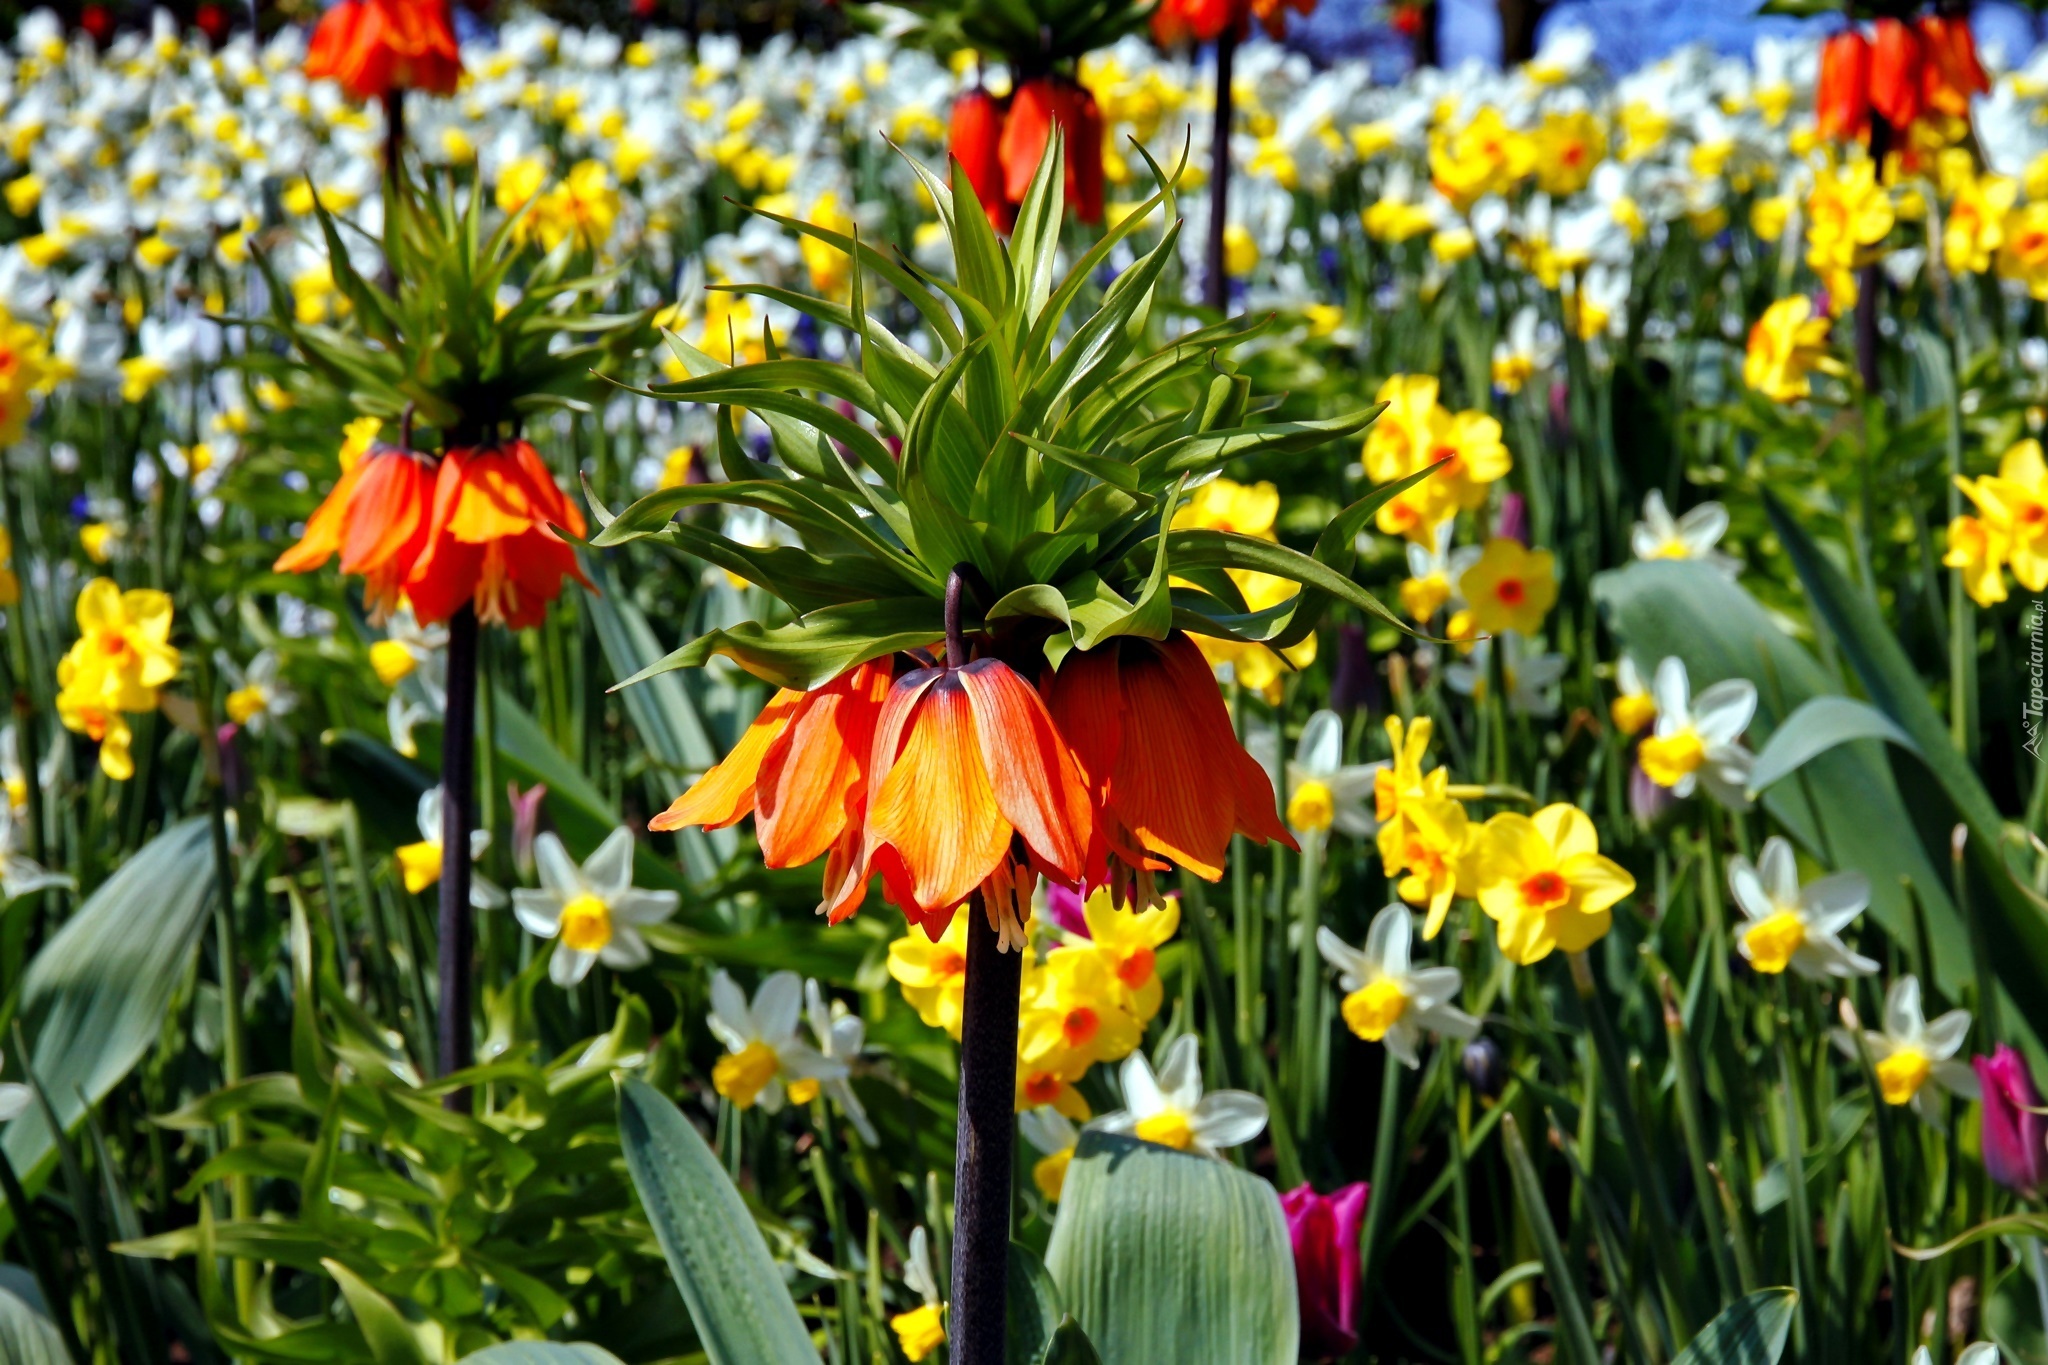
[1975, 1044, 2047, 1197]
[1280, 1181, 1369, 1360]
[1044, 883, 1091, 939]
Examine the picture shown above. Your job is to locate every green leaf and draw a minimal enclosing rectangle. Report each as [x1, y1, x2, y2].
[1136, 408, 1383, 482]
[324, 1260, 431, 1365]
[1009, 1241, 1064, 1365]
[2, 819, 216, 1225]
[1499, 1115, 1601, 1365]
[1038, 1315, 1103, 1365]
[1670, 1288, 1799, 1365]
[615, 599, 944, 692]
[616, 1078, 822, 1365]
[1590, 560, 1970, 1002]
[1745, 697, 1920, 797]
[458, 1347, 628, 1365]
[1042, 1132, 1297, 1365]
[0, 1286, 68, 1365]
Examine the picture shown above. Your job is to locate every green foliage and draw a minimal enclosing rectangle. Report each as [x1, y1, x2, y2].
[1043, 1132, 1298, 1365]
[1671, 1289, 1799, 1365]
[0, 1285, 70, 1365]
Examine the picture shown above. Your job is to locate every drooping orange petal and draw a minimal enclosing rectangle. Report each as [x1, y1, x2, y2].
[756, 660, 893, 868]
[338, 448, 433, 578]
[648, 690, 803, 832]
[1046, 646, 1122, 803]
[956, 658, 1090, 882]
[444, 449, 544, 544]
[1111, 640, 1239, 879]
[865, 673, 1011, 920]
[1155, 635, 1293, 850]
[273, 458, 368, 573]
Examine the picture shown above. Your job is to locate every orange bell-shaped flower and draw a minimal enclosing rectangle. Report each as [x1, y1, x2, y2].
[1816, 29, 1872, 143]
[1919, 14, 1989, 119]
[997, 77, 1105, 226]
[1149, 0, 1243, 47]
[274, 440, 439, 622]
[835, 658, 1094, 942]
[1048, 633, 1293, 901]
[1869, 18, 1927, 133]
[949, 87, 1013, 233]
[304, 0, 461, 103]
[405, 438, 591, 631]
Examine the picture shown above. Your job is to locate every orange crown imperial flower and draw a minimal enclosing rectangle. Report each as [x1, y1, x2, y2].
[273, 437, 439, 622]
[407, 438, 593, 631]
[304, 0, 462, 103]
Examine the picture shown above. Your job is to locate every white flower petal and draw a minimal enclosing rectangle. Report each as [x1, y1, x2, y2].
[1366, 904, 1412, 978]
[416, 787, 443, 842]
[754, 971, 805, 1043]
[534, 832, 581, 897]
[709, 970, 753, 1047]
[612, 888, 680, 926]
[469, 874, 507, 911]
[1154, 1034, 1204, 1111]
[1677, 500, 1729, 552]
[1798, 872, 1870, 932]
[1933, 1058, 1982, 1101]
[1920, 1008, 1972, 1060]
[583, 826, 637, 899]
[1316, 926, 1370, 990]
[1295, 710, 1344, 776]
[1406, 966, 1464, 1009]
[601, 927, 652, 971]
[1690, 679, 1757, 744]
[1755, 838, 1797, 910]
[1189, 1090, 1268, 1151]
[551, 944, 597, 988]
[1885, 976, 1925, 1041]
[511, 888, 564, 938]
[1652, 656, 1692, 721]
[0, 1084, 29, 1124]
[1383, 1020, 1421, 1069]
[1727, 858, 1776, 924]
[1415, 1001, 1482, 1041]
[1119, 1049, 1166, 1118]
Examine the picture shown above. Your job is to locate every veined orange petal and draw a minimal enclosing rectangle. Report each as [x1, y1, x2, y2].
[445, 453, 544, 544]
[756, 659, 893, 868]
[865, 672, 1012, 921]
[649, 689, 803, 832]
[956, 658, 1091, 882]
[338, 448, 434, 578]
[1110, 639, 1240, 878]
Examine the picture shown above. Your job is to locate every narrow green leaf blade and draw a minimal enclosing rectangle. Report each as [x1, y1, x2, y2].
[1670, 1288, 1799, 1365]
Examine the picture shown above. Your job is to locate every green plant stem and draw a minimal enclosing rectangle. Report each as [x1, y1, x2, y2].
[1662, 974, 1739, 1303]
[0, 1144, 89, 1364]
[1290, 831, 1323, 1137]
[1501, 1112, 1601, 1365]
[1451, 1087, 1482, 1365]
[1357, 1050, 1404, 1312]
[1773, 977, 1817, 1358]
[1567, 951, 1693, 1340]
[2026, 1237, 2048, 1343]
[197, 660, 253, 1325]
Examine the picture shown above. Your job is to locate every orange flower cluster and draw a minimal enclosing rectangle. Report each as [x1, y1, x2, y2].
[275, 437, 589, 630]
[305, 0, 461, 104]
[653, 634, 1291, 944]
[949, 79, 1104, 231]
[1150, 0, 1315, 47]
[1817, 14, 1987, 147]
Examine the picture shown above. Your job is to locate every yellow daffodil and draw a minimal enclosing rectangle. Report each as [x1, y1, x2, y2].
[1997, 202, 2048, 299]
[1052, 888, 1178, 1023]
[1532, 109, 1604, 197]
[1457, 538, 1558, 636]
[1743, 295, 1842, 402]
[1805, 157, 1894, 310]
[888, 912, 971, 1038]
[1945, 513, 2009, 607]
[0, 527, 14, 607]
[1958, 439, 2048, 593]
[1430, 106, 1534, 211]
[1474, 803, 1636, 965]
[1943, 161, 2017, 276]
[1174, 478, 1316, 699]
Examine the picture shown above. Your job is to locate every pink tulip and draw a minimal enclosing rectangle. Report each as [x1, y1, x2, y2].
[1975, 1044, 2047, 1197]
[1281, 1181, 1369, 1359]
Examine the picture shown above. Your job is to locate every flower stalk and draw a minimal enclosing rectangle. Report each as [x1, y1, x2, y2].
[948, 890, 1021, 1363]
[1204, 29, 1235, 312]
[438, 603, 480, 1111]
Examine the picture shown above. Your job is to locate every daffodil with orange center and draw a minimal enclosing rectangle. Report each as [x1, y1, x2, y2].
[1019, 950, 1141, 1091]
[405, 438, 592, 630]
[274, 437, 440, 622]
[1743, 296, 1843, 402]
[1957, 439, 2048, 594]
[886, 912, 972, 1037]
[1474, 803, 1636, 966]
[652, 658, 896, 918]
[1050, 887, 1179, 1023]
[1047, 634, 1293, 908]
[1457, 538, 1558, 637]
[1944, 513, 2009, 607]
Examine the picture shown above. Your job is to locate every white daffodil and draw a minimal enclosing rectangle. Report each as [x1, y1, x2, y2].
[1728, 837, 1878, 981]
[1090, 1034, 1267, 1159]
[1632, 490, 1739, 575]
[1285, 709, 1383, 840]
[890, 1227, 946, 1363]
[706, 969, 844, 1113]
[1637, 657, 1755, 809]
[804, 978, 877, 1145]
[220, 648, 297, 734]
[1834, 976, 1980, 1123]
[0, 1050, 32, 1125]
[1446, 631, 1568, 717]
[1916, 1346, 1999, 1365]
[511, 828, 678, 988]
[1020, 1106, 1080, 1203]
[394, 788, 506, 909]
[1490, 304, 1557, 395]
[1317, 905, 1481, 1069]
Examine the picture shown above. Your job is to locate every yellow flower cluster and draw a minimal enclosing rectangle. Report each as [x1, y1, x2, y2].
[55, 579, 181, 780]
[886, 890, 1177, 1200]
[1804, 155, 1895, 311]
[1171, 478, 1316, 703]
[1364, 375, 1513, 545]
[496, 158, 622, 253]
[1742, 296, 1843, 403]
[0, 304, 52, 445]
[1374, 716, 1635, 965]
[1948, 438, 2048, 607]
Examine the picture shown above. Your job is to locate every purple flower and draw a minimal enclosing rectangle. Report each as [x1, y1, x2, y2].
[1280, 1181, 1369, 1360]
[1976, 1044, 2047, 1197]
[508, 781, 548, 881]
[1494, 492, 1528, 546]
[1629, 759, 1676, 827]
[1328, 624, 1380, 716]
[1043, 884, 1090, 939]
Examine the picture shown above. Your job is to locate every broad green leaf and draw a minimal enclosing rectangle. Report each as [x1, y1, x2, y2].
[0, 1286, 68, 1365]
[1038, 1316, 1103, 1365]
[1762, 491, 2048, 1039]
[1009, 1240, 1063, 1365]
[1043, 1132, 1297, 1365]
[1986, 1262, 2048, 1365]
[1591, 560, 1969, 998]
[1745, 696, 1920, 797]
[458, 1347, 627, 1365]
[326, 1261, 432, 1365]
[1670, 1288, 1798, 1365]
[2, 819, 215, 1227]
[1136, 409, 1383, 481]
[616, 1078, 821, 1365]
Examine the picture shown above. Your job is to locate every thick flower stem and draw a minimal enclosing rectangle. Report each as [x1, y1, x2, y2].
[948, 895, 1020, 1364]
[438, 603, 480, 1112]
[382, 89, 406, 200]
[1854, 114, 1892, 392]
[1204, 28, 1235, 313]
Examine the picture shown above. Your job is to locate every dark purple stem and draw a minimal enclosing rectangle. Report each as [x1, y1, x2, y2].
[948, 893, 1020, 1363]
[438, 603, 478, 1111]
